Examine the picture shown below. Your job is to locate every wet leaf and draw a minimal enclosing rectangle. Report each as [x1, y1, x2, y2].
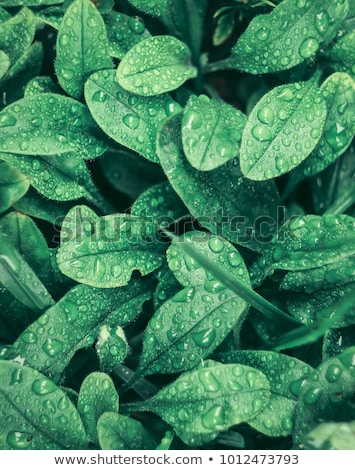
[97, 412, 155, 450]
[0, 0, 63, 5]
[5, 278, 152, 377]
[116, 35, 197, 96]
[182, 94, 246, 171]
[231, 0, 349, 74]
[240, 78, 327, 181]
[0, 93, 107, 159]
[55, 0, 113, 99]
[328, 31, 355, 77]
[78, 372, 118, 444]
[293, 346, 355, 447]
[156, 112, 281, 252]
[0, 161, 29, 213]
[85, 69, 180, 163]
[133, 360, 270, 446]
[213, 10, 235, 46]
[126, 0, 168, 19]
[0, 8, 35, 65]
[0, 360, 87, 450]
[304, 421, 355, 450]
[95, 325, 129, 373]
[0, 50, 10, 80]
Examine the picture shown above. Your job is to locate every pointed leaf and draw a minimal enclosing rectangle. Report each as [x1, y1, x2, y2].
[85, 69, 180, 163]
[116, 36, 197, 96]
[0, 161, 29, 213]
[0, 360, 87, 450]
[55, 0, 113, 99]
[96, 325, 129, 373]
[328, 31, 355, 77]
[182, 94, 246, 171]
[0, 8, 35, 64]
[127, 0, 168, 18]
[240, 79, 327, 180]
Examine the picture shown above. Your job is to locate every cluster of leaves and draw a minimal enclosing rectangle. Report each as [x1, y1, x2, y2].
[0, 0, 355, 451]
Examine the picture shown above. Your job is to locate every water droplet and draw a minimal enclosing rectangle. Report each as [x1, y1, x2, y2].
[303, 386, 322, 405]
[296, 0, 309, 7]
[314, 11, 330, 35]
[252, 124, 272, 142]
[325, 122, 348, 151]
[208, 237, 224, 253]
[201, 405, 225, 430]
[277, 87, 294, 102]
[257, 106, 275, 126]
[122, 114, 140, 130]
[61, 68, 75, 81]
[32, 378, 57, 395]
[178, 408, 189, 421]
[198, 370, 221, 392]
[20, 331, 38, 344]
[192, 328, 216, 349]
[128, 16, 145, 34]
[0, 113, 17, 127]
[204, 280, 225, 294]
[59, 34, 70, 46]
[299, 38, 319, 58]
[325, 363, 342, 383]
[6, 431, 32, 449]
[182, 110, 202, 130]
[10, 369, 23, 386]
[92, 90, 107, 103]
[42, 338, 64, 357]
[256, 27, 270, 41]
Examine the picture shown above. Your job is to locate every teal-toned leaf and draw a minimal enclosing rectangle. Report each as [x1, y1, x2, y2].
[55, 0, 113, 99]
[240, 79, 327, 181]
[0, 93, 106, 159]
[328, 31, 355, 77]
[104, 11, 151, 59]
[156, 112, 281, 252]
[218, 350, 313, 437]
[231, 0, 349, 74]
[127, 0, 168, 19]
[133, 360, 270, 446]
[0, 161, 29, 213]
[57, 207, 165, 288]
[95, 325, 129, 373]
[156, 430, 175, 450]
[0, 152, 99, 202]
[131, 181, 187, 225]
[213, 11, 235, 46]
[35, 6, 64, 29]
[99, 149, 165, 199]
[78, 372, 118, 444]
[182, 94, 246, 171]
[0, 360, 87, 450]
[136, 232, 251, 376]
[24, 76, 61, 97]
[0, 6, 11, 21]
[5, 278, 152, 377]
[0, 0, 63, 5]
[85, 69, 181, 163]
[293, 346, 355, 447]
[116, 36, 197, 96]
[97, 412, 155, 450]
[0, 50, 10, 80]
[304, 421, 355, 450]
[250, 214, 355, 286]
[153, 263, 182, 310]
[0, 8, 35, 65]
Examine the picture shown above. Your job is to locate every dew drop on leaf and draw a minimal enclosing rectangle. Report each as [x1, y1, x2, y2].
[6, 431, 32, 449]
[122, 114, 140, 130]
[314, 11, 330, 35]
[31, 378, 57, 395]
[201, 405, 225, 430]
[198, 369, 221, 392]
[302, 386, 323, 405]
[251, 124, 273, 142]
[325, 364, 343, 383]
[298, 38, 319, 59]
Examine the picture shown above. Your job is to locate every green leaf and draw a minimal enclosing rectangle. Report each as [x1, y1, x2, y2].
[293, 346, 355, 447]
[0, 161, 29, 213]
[240, 79, 327, 180]
[24, 76, 61, 97]
[135, 232, 251, 376]
[250, 214, 355, 285]
[153, 263, 182, 310]
[116, 36, 198, 96]
[181, 94, 246, 171]
[304, 421, 355, 449]
[126, 0, 168, 19]
[131, 181, 187, 225]
[0, 50, 10, 80]
[0, 8, 35, 65]
[0, 360, 87, 450]
[95, 325, 129, 373]
[57, 207, 165, 288]
[97, 412, 155, 450]
[328, 31, 355, 77]
[85, 69, 181, 163]
[35, 6, 64, 29]
[0, 93, 107, 159]
[78, 372, 118, 444]
[213, 11, 235, 46]
[231, 0, 349, 74]
[0, 0, 63, 5]
[156, 112, 281, 252]
[0, 152, 99, 202]
[5, 278, 152, 377]
[104, 11, 151, 59]
[218, 350, 313, 437]
[55, 0, 113, 99]
[130, 360, 270, 446]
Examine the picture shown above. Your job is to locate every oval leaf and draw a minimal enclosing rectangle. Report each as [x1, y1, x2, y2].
[240, 79, 327, 180]
[116, 35, 197, 96]
[182, 94, 246, 171]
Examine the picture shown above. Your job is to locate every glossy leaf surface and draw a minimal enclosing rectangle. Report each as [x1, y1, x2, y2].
[0, 161, 29, 213]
